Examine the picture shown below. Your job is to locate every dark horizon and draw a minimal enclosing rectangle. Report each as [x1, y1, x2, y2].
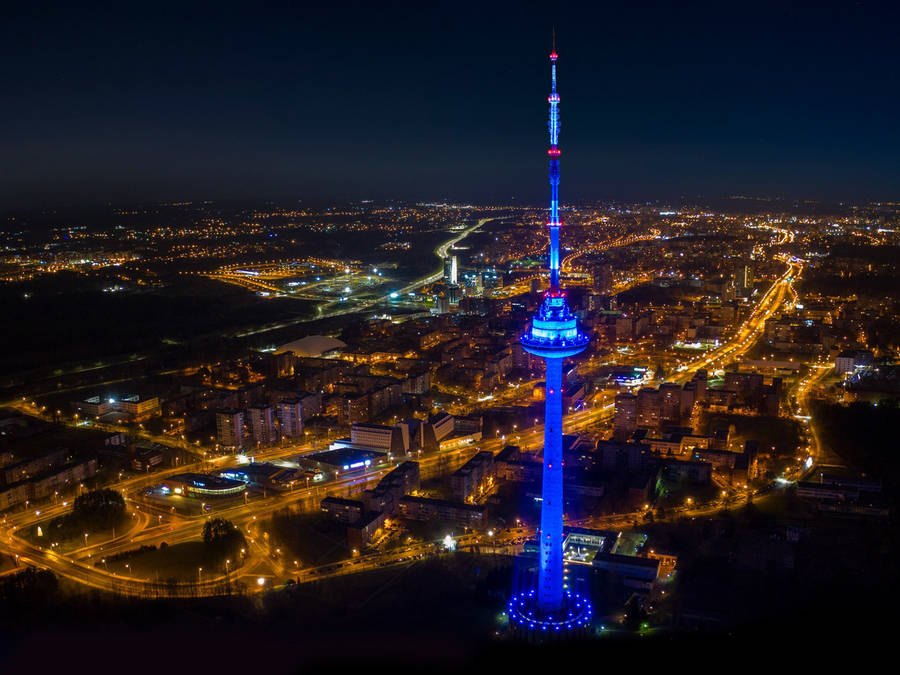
[2, 2, 899, 210]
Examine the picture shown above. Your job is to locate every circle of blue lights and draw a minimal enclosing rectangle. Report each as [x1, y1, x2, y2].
[507, 589, 593, 634]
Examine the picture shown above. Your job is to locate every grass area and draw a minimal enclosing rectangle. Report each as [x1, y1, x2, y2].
[2, 553, 518, 666]
[0, 272, 320, 377]
[24, 489, 129, 552]
[704, 412, 801, 456]
[26, 522, 121, 553]
[750, 490, 817, 519]
[812, 400, 900, 486]
[100, 541, 229, 583]
[399, 518, 456, 542]
[267, 511, 350, 566]
[0, 553, 19, 574]
[654, 478, 720, 509]
[484, 482, 539, 528]
[418, 477, 452, 500]
[612, 531, 649, 555]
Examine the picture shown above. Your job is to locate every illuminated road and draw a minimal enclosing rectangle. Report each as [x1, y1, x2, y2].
[386, 217, 489, 297]
[0, 253, 803, 596]
[792, 362, 835, 474]
[0, 438, 489, 596]
[672, 258, 804, 383]
[561, 232, 658, 275]
[230, 218, 488, 337]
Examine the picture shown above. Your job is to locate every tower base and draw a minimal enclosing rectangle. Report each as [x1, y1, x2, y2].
[507, 589, 593, 642]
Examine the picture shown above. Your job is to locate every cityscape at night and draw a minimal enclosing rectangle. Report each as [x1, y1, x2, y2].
[3, 2, 900, 672]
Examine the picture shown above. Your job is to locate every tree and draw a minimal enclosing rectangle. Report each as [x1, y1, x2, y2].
[624, 594, 645, 631]
[48, 488, 126, 540]
[0, 568, 58, 624]
[72, 489, 126, 530]
[202, 518, 245, 565]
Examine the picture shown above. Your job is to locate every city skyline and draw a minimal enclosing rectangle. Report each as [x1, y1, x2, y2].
[2, 3, 900, 670]
[3, 3, 900, 210]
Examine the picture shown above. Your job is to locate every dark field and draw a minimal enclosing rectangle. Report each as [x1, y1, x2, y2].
[1, 273, 318, 379]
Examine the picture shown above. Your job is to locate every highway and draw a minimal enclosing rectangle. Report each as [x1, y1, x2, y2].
[672, 258, 804, 383]
[229, 217, 489, 337]
[386, 217, 488, 297]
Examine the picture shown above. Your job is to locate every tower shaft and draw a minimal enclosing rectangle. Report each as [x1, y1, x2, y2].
[538, 356, 564, 608]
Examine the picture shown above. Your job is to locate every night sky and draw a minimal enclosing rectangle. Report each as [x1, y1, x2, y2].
[2, 2, 899, 209]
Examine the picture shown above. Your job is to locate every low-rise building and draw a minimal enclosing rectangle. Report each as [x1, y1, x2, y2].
[350, 423, 408, 455]
[397, 495, 487, 526]
[321, 496, 365, 523]
[451, 451, 494, 503]
[347, 510, 387, 549]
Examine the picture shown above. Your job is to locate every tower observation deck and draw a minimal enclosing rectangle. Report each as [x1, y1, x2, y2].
[508, 41, 592, 640]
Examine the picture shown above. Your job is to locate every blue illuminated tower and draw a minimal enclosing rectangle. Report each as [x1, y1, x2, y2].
[507, 40, 592, 639]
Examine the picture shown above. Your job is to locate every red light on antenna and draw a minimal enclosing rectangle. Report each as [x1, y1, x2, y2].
[550, 51, 558, 60]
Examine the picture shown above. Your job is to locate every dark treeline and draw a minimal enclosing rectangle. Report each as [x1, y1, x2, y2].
[813, 400, 900, 501]
[0, 556, 895, 672]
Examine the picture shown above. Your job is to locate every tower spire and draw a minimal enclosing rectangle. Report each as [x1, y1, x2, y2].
[547, 35, 561, 290]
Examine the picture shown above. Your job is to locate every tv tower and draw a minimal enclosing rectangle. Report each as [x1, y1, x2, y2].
[508, 37, 592, 639]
